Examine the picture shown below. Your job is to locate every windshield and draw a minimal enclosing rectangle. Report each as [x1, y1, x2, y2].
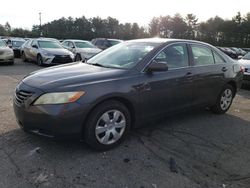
[38, 41, 63, 49]
[243, 52, 250, 60]
[75, 41, 95, 48]
[87, 42, 159, 69]
[12, 41, 25, 47]
[0, 40, 6, 47]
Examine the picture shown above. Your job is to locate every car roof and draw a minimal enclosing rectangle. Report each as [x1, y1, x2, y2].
[64, 39, 90, 43]
[127, 38, 214, 46]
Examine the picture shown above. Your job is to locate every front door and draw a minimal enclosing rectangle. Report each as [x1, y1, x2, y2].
[139, 43, 194, 119]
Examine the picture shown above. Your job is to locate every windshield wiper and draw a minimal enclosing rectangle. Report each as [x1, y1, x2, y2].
[90, 63, 110, 68]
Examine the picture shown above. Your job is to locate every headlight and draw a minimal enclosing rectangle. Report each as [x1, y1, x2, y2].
[34, 91, 85, 105]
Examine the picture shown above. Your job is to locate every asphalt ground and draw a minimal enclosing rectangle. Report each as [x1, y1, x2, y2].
[0, 59, 250, 188]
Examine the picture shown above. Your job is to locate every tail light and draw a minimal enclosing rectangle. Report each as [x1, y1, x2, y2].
[240, 66, 245, 73]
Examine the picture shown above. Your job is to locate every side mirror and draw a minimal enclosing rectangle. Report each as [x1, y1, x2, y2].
[32, 44, 38, 49]
[238, 55, 243, 59]
[147, 61, 168, 72]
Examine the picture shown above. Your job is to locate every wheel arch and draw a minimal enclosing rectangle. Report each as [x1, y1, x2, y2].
[81, 96, 136, 136]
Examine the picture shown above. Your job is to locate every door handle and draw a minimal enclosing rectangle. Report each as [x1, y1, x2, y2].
[221, 67, 228, 72]
[185, 72, 193, 77]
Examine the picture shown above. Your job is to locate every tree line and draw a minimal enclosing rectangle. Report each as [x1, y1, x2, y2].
[0, 12, 250, 47]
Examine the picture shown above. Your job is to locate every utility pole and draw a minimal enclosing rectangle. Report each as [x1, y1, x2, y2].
[39, 12, 43, 37]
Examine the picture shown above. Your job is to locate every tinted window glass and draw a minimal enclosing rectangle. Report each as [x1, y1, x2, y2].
[95, 40, 104, 46]
[154, 43, 189, 69]
[75, 41, 95, 48]
[0, 40, 6, 47]
[213, 51, 225, 63]
[191, 44, 215, 65]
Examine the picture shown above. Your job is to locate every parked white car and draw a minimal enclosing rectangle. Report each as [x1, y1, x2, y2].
[0, 39, 14, 65]
[62, 40, 102, 61]
[238, 52, 250, 84]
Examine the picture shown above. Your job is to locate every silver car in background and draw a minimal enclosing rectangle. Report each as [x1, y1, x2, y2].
[238, 52, 250, 84]
[22, 39, 74, 66]
[62, 40, 102, 61]
[0, 39, 14, 65]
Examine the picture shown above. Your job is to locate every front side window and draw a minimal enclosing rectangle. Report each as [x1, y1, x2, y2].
[191, 44, 214, 66]
[88, 42, 160, 69]
[68, 42, 74, 48]
[154, 43, 189, 69]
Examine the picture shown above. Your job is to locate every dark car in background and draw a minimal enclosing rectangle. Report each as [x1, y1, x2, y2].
[62, 39, 102, 61]
[217, 47, 238, 59]
[21, 39, 74, 66]
[230, 47, 247, 57]
[91, 38, 122, 50]
[13, 38, 243, 150]
[9, 38, 26, 57]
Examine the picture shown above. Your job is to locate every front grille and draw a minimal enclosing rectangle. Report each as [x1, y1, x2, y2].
[52, 55, 73, 64]
[15, 90, 33, 105]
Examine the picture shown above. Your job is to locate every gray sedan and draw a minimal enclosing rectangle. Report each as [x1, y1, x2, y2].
[22, 39, 75, 66]
[62, 40, 102, 61]
[0, 39, 14, 65]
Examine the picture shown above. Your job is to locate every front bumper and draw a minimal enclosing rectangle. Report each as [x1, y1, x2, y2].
[13, 82, 89, 139]
[0, 53, 14, 63]
[42, 55, 74, 65]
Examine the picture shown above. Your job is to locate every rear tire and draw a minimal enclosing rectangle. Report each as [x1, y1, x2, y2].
[84, 100, 131, 151]
[211, 84, 235, 114]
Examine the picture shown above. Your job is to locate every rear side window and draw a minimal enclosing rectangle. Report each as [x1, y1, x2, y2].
[154, 43, 189, 69]
[191, 44, 214, 66]
[213, 51, 225, 64]
[95, 40, 104, 46]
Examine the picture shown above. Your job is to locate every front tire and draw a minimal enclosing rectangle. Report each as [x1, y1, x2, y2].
[75, 54, 82, 62]
[212, 84, 235, 114]
[84, 100, 131, 151]
[22, 52, 27, 62]
[37, 55, 43, 66]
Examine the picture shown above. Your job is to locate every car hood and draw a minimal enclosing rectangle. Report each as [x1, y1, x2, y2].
[42, 48, 72, 55]
[238, 59, 250, 68]
[22, 62, 127, 91]
[77, 48, 102, 54]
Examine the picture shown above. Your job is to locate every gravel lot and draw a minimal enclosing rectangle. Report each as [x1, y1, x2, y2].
[0, 59, 250, 188]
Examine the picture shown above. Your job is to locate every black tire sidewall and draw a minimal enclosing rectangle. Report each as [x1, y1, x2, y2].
[37, 55, 43, 66]
[84, 100, 131, 151]
[212, 85, 235, 114]
[75, 54, 81, 62]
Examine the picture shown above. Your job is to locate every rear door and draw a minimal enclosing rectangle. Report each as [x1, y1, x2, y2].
[139, 43, 195, 118]
[189, 43, 227, 106]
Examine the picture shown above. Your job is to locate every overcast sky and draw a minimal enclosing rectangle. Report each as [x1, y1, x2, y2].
[1, 0, 250, 29]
